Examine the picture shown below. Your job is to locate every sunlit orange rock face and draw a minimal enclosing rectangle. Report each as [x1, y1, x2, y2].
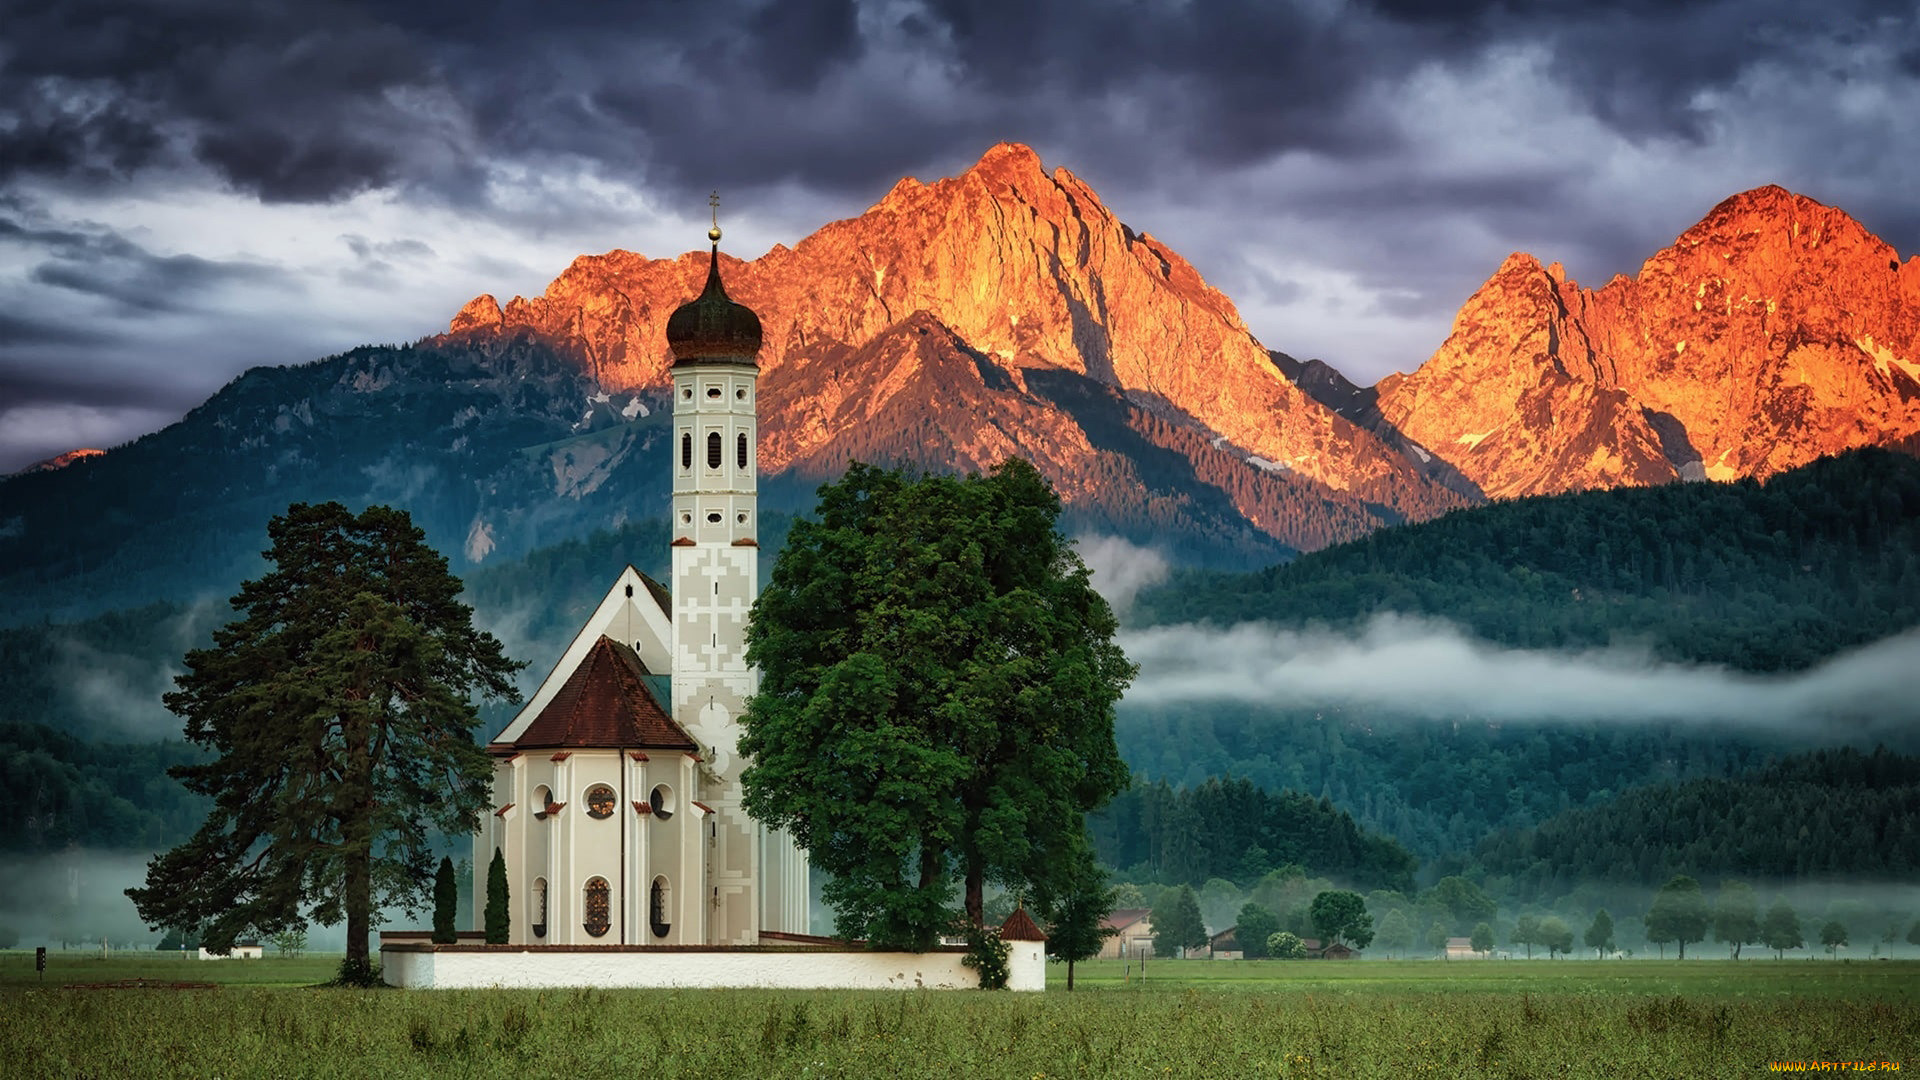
[443, 142, 1462, 548]
[1376, 187, 1920, 498]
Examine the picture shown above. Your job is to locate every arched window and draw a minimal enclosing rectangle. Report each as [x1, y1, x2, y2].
[585, 784, 615, 819]
[737, 432, 748, 470]
[707, 431, 722, 469]
[650, 877, 672, 939]
[530, 877, 548, 938]
[649, 784, 674, 821]
[680, 433, 692, 470]
[533, 785, 552, 820]
[583, 877, 610, 938]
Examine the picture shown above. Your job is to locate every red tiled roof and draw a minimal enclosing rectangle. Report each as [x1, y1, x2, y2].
[502, 636, 697, 751]
[1000, 909, 1047, 942]
[1101, 908, 1151, 932]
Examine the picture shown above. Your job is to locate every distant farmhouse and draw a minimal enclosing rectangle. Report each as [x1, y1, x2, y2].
[198, 942, 262, 960]
[1100, 909, 1155, 959]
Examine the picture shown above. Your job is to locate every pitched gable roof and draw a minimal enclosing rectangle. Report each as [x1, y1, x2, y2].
[1000, 908, 1047, 942]
[498, 636, 697, 751]
[1102, 908, 1151, 932]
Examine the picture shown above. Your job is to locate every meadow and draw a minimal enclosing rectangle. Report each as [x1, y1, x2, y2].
[1, 951, 1913, 1078]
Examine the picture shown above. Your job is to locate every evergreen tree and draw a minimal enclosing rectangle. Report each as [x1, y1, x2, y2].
[1712, 880, 1761, 959]
[1152, 884, 1208, 957]
[739, 461, 1134, 948]
[1645, 875, 1710, 960]
[484, 847, 510, 944]
[431, 856, 458, 944]
[1237, 902, 1281, 959]
[1762, 899, 1803, 959]
[1584, 909, 1615, 958]
[1374, 909, 1414, 958]
[125, 503, 522, 983]
[1469, 921, 1494, 955]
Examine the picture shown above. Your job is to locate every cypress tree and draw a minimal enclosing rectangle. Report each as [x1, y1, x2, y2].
[432, 856, 458, 944]
[485, 847, 510, 944]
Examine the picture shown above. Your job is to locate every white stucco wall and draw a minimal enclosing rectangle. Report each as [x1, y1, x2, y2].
[381, 945, 1045, 992]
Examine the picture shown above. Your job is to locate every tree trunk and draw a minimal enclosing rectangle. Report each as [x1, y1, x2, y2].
[1678, 940, 1686, 960]
[1067, 959, 1075, 991]
[346, 845, 371, 972]
[965, 862, 984, 928]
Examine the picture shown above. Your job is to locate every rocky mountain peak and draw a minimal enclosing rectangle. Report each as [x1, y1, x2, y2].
[1377, 185, 1920, 497]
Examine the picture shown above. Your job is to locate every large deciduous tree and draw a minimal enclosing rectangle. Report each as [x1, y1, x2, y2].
[1584, 909, 1615, 958]
[1763, 899, 1803, 959]
[1645, 875, 1711, 960]
[1309, 890, 1374, 950]
[739, 460, 1135, 949]
[1713, 880, 1761, 960]
[126, 503, 522, 983]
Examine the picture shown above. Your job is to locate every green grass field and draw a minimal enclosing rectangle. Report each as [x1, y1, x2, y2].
[2, 951, 1913, 1078]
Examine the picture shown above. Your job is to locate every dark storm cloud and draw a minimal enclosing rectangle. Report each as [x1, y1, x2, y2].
[0, 311, 113, 348]
[0, 362, 205, 413]
[1, 211, 284, 314]
[4, 0, 1912, 224]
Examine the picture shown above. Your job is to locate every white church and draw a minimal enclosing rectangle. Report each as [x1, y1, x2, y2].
[472, 220, 810, 947]
[382, 220, 1045, 989]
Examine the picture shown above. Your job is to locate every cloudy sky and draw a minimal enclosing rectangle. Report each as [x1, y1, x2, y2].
[2, 0, 1916, 472]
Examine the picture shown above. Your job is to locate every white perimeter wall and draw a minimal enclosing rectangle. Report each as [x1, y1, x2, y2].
[383, 945, 1046, 992]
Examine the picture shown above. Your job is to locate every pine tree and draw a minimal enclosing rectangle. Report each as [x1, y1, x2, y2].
[432, 856, 458, 944]
[125, 503, 522, 984]
[485, 847, 510, 944]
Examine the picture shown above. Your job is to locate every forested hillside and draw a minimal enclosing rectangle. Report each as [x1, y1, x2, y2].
[1132, 447, 1920, 671]
[1088, 776, 1417, 892]
[0, 723, 208, 852]
[1113, 706, 1798, 859]
[1476, 747, 1920, 901]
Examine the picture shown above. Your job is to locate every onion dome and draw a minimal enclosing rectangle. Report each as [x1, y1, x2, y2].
[666, 231, 762, 365]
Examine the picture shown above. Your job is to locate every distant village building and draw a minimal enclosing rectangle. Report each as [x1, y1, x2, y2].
[1206, 926, 1243, 960]
[472, 225, 808, 946]
[1100, 909, 1155, 959]
[199, 942, 263, 960]
[1445, 936, 1486, 960]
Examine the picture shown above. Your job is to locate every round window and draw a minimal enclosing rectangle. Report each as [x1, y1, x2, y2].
[681, 387, 692, 400]
[735, 387, 746, 400]
[650, 785, 674, 821]
[585, 784, 616, 819]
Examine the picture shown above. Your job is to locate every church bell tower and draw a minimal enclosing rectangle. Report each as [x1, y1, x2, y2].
[663, 200, 806, 942]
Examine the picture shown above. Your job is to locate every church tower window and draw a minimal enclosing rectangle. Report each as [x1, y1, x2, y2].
[585, 784, 615, 819]
[707, 431, 722, 469]
[681, 433, 692, 470]
[583, 877, 611, 938]
[737, 432, 748, 470]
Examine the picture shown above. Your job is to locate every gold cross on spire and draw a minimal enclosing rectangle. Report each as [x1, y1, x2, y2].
[708, 191, 722, 244]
